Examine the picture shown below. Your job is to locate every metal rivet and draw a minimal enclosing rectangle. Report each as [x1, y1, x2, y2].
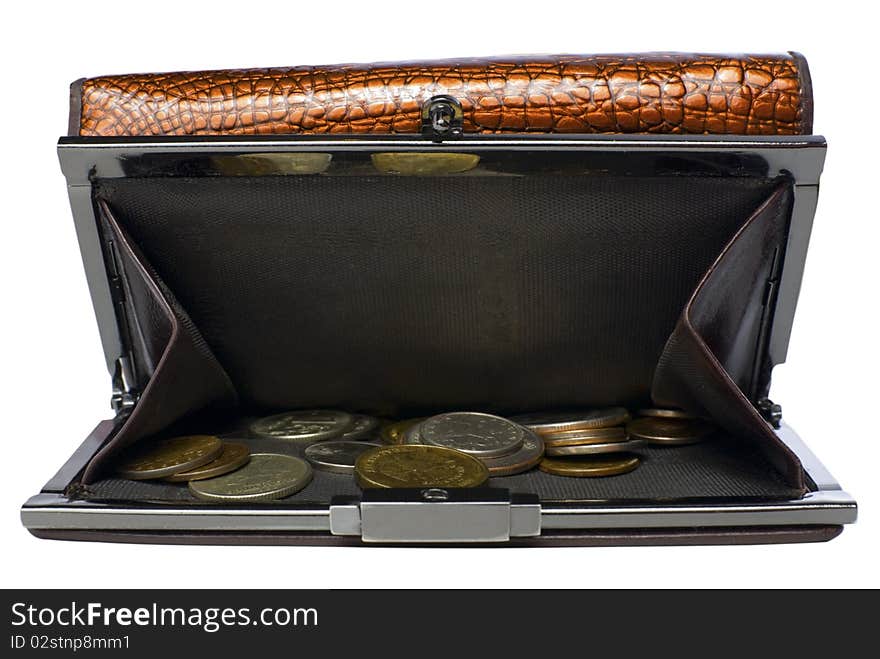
[422, 488, 449, 501]
[430, 102, 455, 133]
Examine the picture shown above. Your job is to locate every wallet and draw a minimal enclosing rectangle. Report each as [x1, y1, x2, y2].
[22, 52, 857, 545]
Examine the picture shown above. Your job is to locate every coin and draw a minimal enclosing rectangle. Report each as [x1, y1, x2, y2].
[419, 412, 524, 458]
[545, 439, 647, 457]
[511, 408, 631, 435]
[354, 444, 489, 489]
[116, 435, 223, 480]
[402, 421, 424, 444]
[637, 407, 696, 420]
[189, 453, 313, 502]
[211, 153, 333, 176]
[539, 453, 641, 478]
[339, 414, 380, 440]
[164, 442, 251, 482]
[250, 409, 353, 440]
[371, 153, 480, 175]
[304, 440, 382, 474]
[480, 429, 545, 477]
[379, 418, 426, 445]
[627, 417, 714, 445]
[542, 426, 628, 447]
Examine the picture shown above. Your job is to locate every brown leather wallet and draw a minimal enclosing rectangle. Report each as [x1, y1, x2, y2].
[74, 52, 811, 137]
[20, 52, 857, 547]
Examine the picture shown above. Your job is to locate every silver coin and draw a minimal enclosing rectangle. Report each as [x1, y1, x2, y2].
[402, 421, 424, 444]
[510, 408, 631, 434]
[419, 412, 524, 458]
[304, 440, 382, 474]
[250, 409, 353, 440]
[189, 453, 313, 502]
[339, 414, 381, 440]
[480, 429, 545, 477]
[544, 439, 648, 457]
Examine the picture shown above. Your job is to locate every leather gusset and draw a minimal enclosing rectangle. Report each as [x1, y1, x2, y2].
[652, 184, 804, 490]
[75, 53, 810, 137]
[81, 202, 237, 483]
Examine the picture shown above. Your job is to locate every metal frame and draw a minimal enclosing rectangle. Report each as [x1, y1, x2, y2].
[29, 132, 855, 544]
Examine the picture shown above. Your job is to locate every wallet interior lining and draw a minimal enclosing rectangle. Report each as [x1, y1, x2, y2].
[80, 171, 805, 496]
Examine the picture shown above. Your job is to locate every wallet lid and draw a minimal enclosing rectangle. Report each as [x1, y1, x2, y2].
[70, 52, 812, 138]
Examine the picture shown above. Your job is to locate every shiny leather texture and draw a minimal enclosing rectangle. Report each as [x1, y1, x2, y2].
[76, 53, 811, 137]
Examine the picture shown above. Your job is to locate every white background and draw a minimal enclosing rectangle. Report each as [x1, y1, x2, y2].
[1, 0, 877, 589]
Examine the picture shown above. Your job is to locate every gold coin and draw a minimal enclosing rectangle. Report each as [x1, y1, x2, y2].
[164, 442, 251, 482]
[542, 426, 628, 448]
[189, 453, 313, 502]
[355, 444, 489, 489]
[115, 435, 223, 480]
[512, 408, 631, 435]
[627, 417, 714, 445]
[637, 407, 697, 420]
[211, 153, 332, 176]
[539, 453, 641, 478]
[379, 418, 426, 445]
[371, 153, 480, 175]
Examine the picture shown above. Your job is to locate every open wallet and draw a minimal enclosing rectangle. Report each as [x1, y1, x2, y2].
[21, 52, 857, 546]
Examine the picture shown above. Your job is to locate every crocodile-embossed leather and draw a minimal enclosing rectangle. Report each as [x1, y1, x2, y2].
[76, 53, 811, 137]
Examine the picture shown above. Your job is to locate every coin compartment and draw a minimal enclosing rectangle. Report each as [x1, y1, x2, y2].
[69, 168, 807, 503]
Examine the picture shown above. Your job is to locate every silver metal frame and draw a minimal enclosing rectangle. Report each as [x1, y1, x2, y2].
[25, 133, 855, 543]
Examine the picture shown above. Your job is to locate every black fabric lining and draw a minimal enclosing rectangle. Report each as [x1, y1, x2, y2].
[96, 174, 781, 417]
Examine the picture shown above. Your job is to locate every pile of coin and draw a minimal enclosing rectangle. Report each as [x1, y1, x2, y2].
[249, 409, 384, 476]
[114, 434, 314, 502]
[115, 405, 716, 498]
[628, 408, 715, 445]
[250, 409, 378, 442]
[115, 435, 245, 481]
[510, 408, 642, 477]
[383, 412, 546, 478]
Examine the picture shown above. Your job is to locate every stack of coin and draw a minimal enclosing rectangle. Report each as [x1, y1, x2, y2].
[115, 435, 250, 482]
[398, 412, 545, 477]
[513, 408, 644, 478]
[250, 409, 381, 443]
[513, 408, 639, 457]
[305, 440, 383, 475]
[189, 453, 313, 502]
[628, 408, 715, 446]
[114, 434, 315, 502]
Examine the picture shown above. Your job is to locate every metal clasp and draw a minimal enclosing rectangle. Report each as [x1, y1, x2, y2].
[421, 95, 464, 142]
[757, 398, 783, 428]
[329, 488, 541, 543]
